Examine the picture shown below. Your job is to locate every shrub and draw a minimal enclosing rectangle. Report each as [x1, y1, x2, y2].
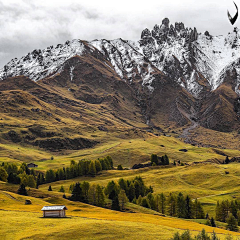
[117, 164, 123, 170]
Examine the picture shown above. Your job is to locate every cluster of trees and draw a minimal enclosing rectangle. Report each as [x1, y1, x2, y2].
[150, 154, 169, 166]
[17, 184, 28, 196]
[136, 192, 204, 219]
[68, 176, 153, 211]
[172, 229, 227, 240]
[0, 162, 36, 188]
[106, 176, 153, 203]
[44, 157, 113, 184]
[0, 156, 113, 189]
[69, 182, 105, 207]
[215, 200, 240, 231]
[68, 177, 205, 219]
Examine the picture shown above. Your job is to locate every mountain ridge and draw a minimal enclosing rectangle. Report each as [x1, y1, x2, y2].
[0, 18, 239, 139]
[1, 18, 240, 97]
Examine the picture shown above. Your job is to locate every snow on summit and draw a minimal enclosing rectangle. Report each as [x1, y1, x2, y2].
[1, 18, 240, 96]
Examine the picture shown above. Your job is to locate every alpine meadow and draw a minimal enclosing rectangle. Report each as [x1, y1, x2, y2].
[1, 2, 240, 239]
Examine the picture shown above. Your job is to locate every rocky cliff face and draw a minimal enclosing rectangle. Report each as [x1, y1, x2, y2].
[0, 18, 239, 132]
[1, 18, 240, 97]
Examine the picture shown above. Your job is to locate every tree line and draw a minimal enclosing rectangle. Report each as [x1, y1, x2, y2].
[136, 192, 205, 219]
[66, 177, 205, 221]
[215, 200, 240, 231]
[171, 229, 235, 240]
[150, 154, 169, 166]
[0, 156, 114, 188]
[0, 162, 36, 187]
[65, 176, 153, 211]
[42, 156, 113, 185]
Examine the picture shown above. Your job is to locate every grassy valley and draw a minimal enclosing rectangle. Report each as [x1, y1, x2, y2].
[1, 133, 240, 239]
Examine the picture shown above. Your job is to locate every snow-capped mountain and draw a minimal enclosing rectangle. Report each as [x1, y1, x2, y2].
[1, 17, 240, 98]
[0, 18, 239, 134]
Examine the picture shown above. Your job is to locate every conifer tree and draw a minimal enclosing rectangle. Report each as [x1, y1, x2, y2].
[206, 219, 211, 226]
[77, 161, 83, 177]
[45, 169, 56, 183]
[177, 192, 186, 218]
[147, 192, 155, 209]
[137, 195, 143, 205]
[195, 229, 210, 240]
[134, 180, 141, 199]
[211, 231, 219, 240]
[21, 173, 28, 187]
[17, 184, 28, 196]
[193, 199, 205, 219]
[150, 154, 158, 165]
[118, 178, 128, 194]
[159, 193, 166, 214]
[134, 176, 145, 196]
[141, 197, 151, 208]
[88, 161, 96, 176]
[167, 193, 176, 216]
[225, 156, 230, 164]
[0, 167, 8, 182]
[128, 182, 135, 202]
[58, 168, 65, 180]
[111, 189, 120, 211]
[70, 182, 84, 201]
[162, 154, 169, 165]
[69, 183, 75, 193]
[59, 185, 65, 193]
[210, 217, 216, 227]
[95, 160, 102, 172]
[96, 184, 105, 207]
[106, 156, 113, 169]
[185, 195, 193, 219]
[226, 213, 238, 231]
[118, 189, 128, 210]
[7, 172, 20, 184]
[117, 164, 123, 170]
[237, 210, 240, 226]
[105, 181, 117, 199]
[99, 159, 107, 170]
[81, 181, 90, 202]
[230, 200, 238, 218]
[221, 200, 230, 222]
[215, 201, 221, 221]
[27, 175, 36, 188]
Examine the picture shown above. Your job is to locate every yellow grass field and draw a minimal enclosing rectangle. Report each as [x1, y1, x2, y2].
[1, 135, 240, 170]
[1, 134, 240, 239]
[38, 162, 240, 218]
[1, 191, 240, 240]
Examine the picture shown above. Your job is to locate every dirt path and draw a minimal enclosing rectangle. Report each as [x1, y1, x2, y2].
[177, 104, 199, 140]
[2, 191, 20, 201]
[197, 191, 238, 200]
[181, 121, 199, 139]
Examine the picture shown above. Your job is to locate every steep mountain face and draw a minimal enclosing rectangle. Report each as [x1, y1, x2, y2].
[0, 18, 239, 135]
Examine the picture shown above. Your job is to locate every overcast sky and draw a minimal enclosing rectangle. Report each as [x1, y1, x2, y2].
[0, 0, 239, 68]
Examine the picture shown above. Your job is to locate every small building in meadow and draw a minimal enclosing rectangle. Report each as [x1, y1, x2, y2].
[27, 163, 38, 168]
[41, 205, 67, 218]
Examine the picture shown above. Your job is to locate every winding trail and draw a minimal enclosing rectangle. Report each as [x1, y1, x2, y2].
[177, 103, 199, 140]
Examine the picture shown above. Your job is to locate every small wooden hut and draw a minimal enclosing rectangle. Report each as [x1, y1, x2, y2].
[41, 205, 67, 218]
[27, 163, 38, 168]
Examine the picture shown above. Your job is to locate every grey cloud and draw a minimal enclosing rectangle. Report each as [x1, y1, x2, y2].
[0, 0, 237, 68]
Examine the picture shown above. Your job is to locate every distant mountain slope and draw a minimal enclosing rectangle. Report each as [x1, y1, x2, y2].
[0, 18, 239, 136]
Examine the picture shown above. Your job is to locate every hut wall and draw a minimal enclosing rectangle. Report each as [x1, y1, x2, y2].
[43, 210, 62, 217]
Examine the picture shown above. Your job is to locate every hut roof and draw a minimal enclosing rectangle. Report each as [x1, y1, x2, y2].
[41, 205, 67, 211]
